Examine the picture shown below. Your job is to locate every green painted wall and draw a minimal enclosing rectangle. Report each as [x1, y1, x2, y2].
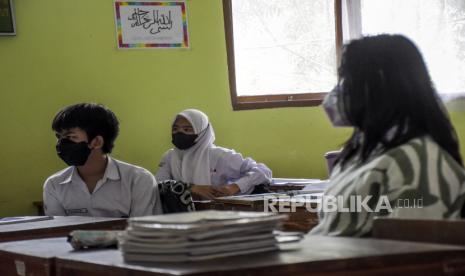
[0, 0, 463, 216]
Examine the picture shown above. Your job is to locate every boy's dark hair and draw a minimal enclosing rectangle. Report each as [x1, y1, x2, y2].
[337, 34, 462, 167]
[52, 103, 119, 153]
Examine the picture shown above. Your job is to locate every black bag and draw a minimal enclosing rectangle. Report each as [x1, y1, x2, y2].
[158, 180, 196, 214]
[251, 183, 272, 194]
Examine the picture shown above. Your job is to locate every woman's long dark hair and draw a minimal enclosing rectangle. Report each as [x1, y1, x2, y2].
[337, 34, 462, 167]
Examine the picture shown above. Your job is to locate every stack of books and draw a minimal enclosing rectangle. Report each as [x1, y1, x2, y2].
[119, 210, 288, 262]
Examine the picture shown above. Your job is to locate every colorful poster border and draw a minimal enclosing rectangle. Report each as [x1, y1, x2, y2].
[114, 1, 189, 49]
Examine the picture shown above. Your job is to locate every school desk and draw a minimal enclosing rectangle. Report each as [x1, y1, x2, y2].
[373, 218, 465, 246]
[0, 237, 71, 276]
[212, 194, 320, 232]
[193, 200, 220, 211]
[0, 216, 127, 242]
[52, 235, 465, 276]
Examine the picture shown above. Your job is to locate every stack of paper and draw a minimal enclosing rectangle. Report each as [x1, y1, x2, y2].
[0, 216, 53, 225]
[119, 210, 288, 262]
[271, 178, 330, 193]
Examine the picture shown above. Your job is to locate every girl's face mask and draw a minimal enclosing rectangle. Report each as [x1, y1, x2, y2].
[171, 132, 198, 150]
[322, 85, 352, 127]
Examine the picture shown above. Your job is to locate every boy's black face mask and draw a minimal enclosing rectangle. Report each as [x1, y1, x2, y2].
[172, 133, 198, 150]
[56, 138, 91, 166]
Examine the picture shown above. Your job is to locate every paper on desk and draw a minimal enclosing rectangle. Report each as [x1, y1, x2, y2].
[120, 210, 296, 262]
[0, 216, 53, 225]
[127, 223, 278, 240]
[272, 178, 325, 185]
[121, 236, 276, 254]
[271, 178, 329, 192]
[128, 211, 287, 235]
[301, 180, 330, 192]
[121, 231, 303, 262]
[123, 232, 274, 248]
[123, 245, 278, 262]
[130, 210, 281, 224]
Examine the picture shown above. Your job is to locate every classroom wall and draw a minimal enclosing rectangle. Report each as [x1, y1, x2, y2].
[0, 0, 464, 216]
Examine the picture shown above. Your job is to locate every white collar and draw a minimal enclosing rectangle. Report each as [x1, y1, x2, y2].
[58, 156, 120, 184]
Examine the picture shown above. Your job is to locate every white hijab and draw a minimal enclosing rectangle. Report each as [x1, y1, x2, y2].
[170, 109, 215, 185]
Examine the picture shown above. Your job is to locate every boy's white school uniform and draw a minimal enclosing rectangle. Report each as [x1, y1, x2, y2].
[155, 109, 272, 194]
[43, 157, 162, 217]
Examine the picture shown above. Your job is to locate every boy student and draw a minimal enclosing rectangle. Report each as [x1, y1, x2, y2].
[43, 103, 162, 217]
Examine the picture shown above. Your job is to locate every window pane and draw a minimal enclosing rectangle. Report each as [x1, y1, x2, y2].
[231, 0, 337, 96]
[361, 0, 465, 95]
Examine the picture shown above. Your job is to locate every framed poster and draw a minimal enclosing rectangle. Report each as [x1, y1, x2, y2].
[114, 1, 189, 49]
[0, 0, 15, 35]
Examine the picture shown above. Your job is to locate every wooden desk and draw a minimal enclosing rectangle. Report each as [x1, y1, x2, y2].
[373, 218, 465, 246]
[53, 235, 465, 275]
[0, 216, 127, 242]
[193, 200, 219, 211]
[0, 237, 71, 276]
[212, 194, 320, 232]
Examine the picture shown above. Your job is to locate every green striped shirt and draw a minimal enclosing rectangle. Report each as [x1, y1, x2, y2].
[310, 136, 465, 237]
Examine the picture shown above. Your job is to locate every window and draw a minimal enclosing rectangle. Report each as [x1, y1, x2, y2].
[224, 0, 465, 110]
[358, 0, 465, 99]
[0, 0, 16, 36]
[223, 0, 342, 110]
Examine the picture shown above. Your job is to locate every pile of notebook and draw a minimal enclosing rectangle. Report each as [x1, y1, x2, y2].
[119, 210, 288, 262]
